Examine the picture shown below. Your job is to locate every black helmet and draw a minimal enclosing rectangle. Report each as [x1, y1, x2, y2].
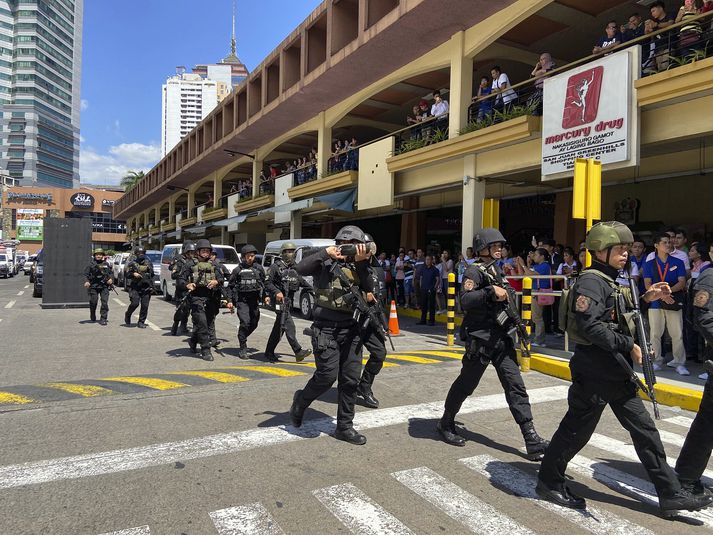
[134, 246, 146, 255]
[473, 228, 506, 252]
[195, 239, 211, 251]
[241, 244, 258, 255]
[181, 241, 196, 254]
[334, 225, 365, 243]
[364, 233, 377, 256]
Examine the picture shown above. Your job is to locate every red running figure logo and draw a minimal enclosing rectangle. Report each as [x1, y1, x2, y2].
[561, 66, 604, 129]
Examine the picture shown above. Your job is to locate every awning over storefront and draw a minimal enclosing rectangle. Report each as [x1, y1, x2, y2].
[316, 188, 356, 212]
[184, 224, 212, 235]
[165, 230, 181, 238]
[212, 214, 248, 227]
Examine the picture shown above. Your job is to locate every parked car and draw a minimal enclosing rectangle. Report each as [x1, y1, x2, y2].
[32, 250, 44, 297]
[122, 250, 162, 292]
[0, 252, 12, 278]
[262, 239, 334, 319]
[112, 253, 130, 286]
[23, 255, 36, 275]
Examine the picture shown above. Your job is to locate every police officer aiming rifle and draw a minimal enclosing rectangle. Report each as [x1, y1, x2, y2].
[170, 241, 195, 336]
[83, 248, 113, 325]
[124, 247, 154, 328]
[228, 244, 268, 359]
[437, 227, 549, 460]
[537, 221, 713, 517]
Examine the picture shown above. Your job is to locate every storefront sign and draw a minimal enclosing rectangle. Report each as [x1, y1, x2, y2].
[541, 48, 640, 179]
[70, 192, 95, 208]
[7, 192, 53, 204]
[101, 199, 115, 207]
[16, 208, 44, 241]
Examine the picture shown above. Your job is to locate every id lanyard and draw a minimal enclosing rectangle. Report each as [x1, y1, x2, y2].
[656, 258, 669, 284]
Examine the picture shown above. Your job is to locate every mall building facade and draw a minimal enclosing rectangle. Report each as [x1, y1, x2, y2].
[114, 0, 713, 257]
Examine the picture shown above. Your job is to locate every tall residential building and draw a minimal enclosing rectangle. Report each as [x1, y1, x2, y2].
[161, 72, 218, 157]
[0, 0, 83, 188]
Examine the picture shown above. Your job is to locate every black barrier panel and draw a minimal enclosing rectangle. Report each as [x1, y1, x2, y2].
[41, 218, 92, 308]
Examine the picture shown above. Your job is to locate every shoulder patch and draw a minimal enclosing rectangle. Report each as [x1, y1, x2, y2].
[694, 289, 710, 308]
[463, 278, 475, 291]
[575, 294, 591, 312]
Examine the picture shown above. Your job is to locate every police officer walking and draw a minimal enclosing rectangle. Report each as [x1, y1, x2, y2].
[356, 233, 388, 409]
[83, 248, 113, 325]
[177, 239, 225, 361]
[124, 246, 154, 328]
[228, 244, 268, 359]
[675, 267, 713, 497]
[289, 225, 374, 445]
[170, 241, 195, 335]
[264, 242, 312, 362]
[437, 228, 549, 461]
[537, 221, 713, 516]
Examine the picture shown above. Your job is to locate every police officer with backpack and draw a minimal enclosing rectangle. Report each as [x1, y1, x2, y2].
[170, 241, 195, 335]
[228, 244, 268, 359]
[124, 246, 154, 328]
[437, 228, 549, 461]
[83, 248, 113, 325]
[537, 221, 713, 517]
[177, 239, 225, 361]
[675, 267, 713, 498]
[264, 242, 312, 363]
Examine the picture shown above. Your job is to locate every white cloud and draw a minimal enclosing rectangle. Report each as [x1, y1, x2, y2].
[79, 142, 160, 185]
[80, 99, 89, 111]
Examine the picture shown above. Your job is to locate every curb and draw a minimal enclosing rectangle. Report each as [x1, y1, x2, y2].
[396, 306, 463, 326]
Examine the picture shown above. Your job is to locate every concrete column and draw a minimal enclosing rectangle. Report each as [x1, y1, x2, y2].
[290, 211, 303, 240]
[212, 172, 221, 208]
[316, 111, 332, 179]
[252, 158, 263, 198]
[461, 154, 485, 244]
[187, 188, 195, 217]
[168, 197, 175, 222]
[448, 31, 473, 139]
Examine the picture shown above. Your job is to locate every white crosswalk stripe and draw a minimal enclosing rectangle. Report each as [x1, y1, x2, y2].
[460, 454, 654, 535]
[392, 466, 534, 534]
[663, 415, 694, 428]
[210, 503, 285, 535]
[98, 527, 150, 535]
[314, 483, 414, 534]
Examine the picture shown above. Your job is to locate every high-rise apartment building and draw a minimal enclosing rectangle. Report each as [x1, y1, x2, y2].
[0, 0, 83, 188]
[161, 72, 218, 157]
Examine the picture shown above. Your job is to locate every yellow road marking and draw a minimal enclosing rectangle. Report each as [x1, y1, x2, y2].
[0, 391, 34, 404]
[281, 362, 317, 368]
[388, 354, 441, 364]
[362, 358, 399, 367]
[170, 370, 249, 383]
[43, 383, 113, 397]
[415, 350, 464, 359]
[102, 377, 189, 390]
[223, 366, 306, 377]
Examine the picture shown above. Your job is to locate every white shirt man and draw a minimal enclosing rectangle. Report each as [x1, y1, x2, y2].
[491, 67, 517, 105]
[431, 91, 449, 118]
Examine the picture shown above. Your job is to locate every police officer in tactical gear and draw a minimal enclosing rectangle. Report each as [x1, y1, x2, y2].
[356, 233, 388, 409]
[170, 241, 196, 335]
[83, 248, 113, 325]
[177, 238, 225, 361]
[264, 242, 312, 362]
[289, 225, 374, 445]
[228, 244, 268, 359]
[537, 221, 713, 516]
[438, 227, 549, 460]
[675, 267, 713, 498]
[125, 246, 154, 328]
[210, 249, 232, 279]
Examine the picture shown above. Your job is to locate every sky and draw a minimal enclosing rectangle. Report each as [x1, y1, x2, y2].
[79, 0, 322, 185]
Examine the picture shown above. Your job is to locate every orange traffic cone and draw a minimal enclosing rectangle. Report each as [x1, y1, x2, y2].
[388, 300, 401, 336]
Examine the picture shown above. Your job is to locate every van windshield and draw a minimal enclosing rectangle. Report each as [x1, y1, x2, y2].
[213, 248, 239, 264]
[0, 254, 6, 261]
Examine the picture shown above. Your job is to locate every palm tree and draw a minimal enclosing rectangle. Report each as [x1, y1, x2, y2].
[120, 170, 145, 191]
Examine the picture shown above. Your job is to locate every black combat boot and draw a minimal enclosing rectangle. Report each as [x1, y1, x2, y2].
[295, 348, 311, 362]
[238, 342, 249, 360]
[357, 381, 379, 409]
[289, 390, 306, 427]
[334, 428, 367, 445]
[188, 338, 198, 354]
[535, 481, 586, 510]
[201, 347, 214, 361]
[436, 411, 466, 446]
[659, 488, 713, 518]
[521, 421, 549, 461]
[137, 322, 147, 329]
[179, 321, 188, 335]
[124, 312, 131, 325]
[99, 319, 107, 326]
[680, 479, 713, 498]
[170, 321, 179, 336]
[265, 352, 279, 362]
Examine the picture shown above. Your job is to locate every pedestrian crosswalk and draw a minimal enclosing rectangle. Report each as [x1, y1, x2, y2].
[90, 403, 705, 535]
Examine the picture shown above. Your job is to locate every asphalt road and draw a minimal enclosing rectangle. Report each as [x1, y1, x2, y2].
[0, 275, 708, 535]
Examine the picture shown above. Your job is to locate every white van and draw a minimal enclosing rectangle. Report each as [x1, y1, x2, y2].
[160, 243, 241, 301]
[262, 239, 334, 318]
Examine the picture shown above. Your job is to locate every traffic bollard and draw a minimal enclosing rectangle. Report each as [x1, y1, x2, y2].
[447, 272, 456, 346]
[520, 277, 532, 372]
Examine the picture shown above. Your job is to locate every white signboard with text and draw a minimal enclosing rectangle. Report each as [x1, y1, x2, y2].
[541, 48, 639, 179]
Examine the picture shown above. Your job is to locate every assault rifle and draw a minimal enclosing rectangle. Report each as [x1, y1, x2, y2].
[332, 263, 395, 351]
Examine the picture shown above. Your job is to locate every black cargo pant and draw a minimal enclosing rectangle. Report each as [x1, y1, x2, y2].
[360, 328, 388, 386]
[236, 294, 261, 345]
[127, 288, 151, 323]
[266, 307, 301, 356]
[539, 375, 680, 497]
[299, 323, 362, 431]
[444, 336, 532, 424]
[173, 288, 190, 327]
[88, 287, 109, 321]
[676, 374, 713, 483]
[190, 295, 219, 349]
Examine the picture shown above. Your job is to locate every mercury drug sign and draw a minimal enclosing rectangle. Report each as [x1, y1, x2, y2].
[70, 192, 95, 208]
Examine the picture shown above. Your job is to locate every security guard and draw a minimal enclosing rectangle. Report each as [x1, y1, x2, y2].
[170, 241, 196, 335]
[125, 246, 154, 328]
[537, 221, 713, 516]
[83, 248, 113, 325]
[676, 267, 713, 497]
[177, 239, 225, 361]
[264, 242, 312, 362]
[356, 233, 388, 409]
[228, 244, 268, 359]
[438, 228, 549, 460]
[289, 225, 374, 445]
